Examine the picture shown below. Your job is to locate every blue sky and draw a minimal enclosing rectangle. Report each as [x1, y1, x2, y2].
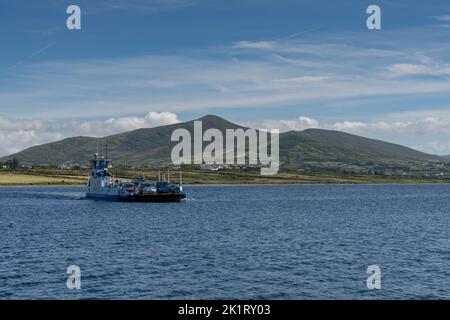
[2, 0, 450, 156]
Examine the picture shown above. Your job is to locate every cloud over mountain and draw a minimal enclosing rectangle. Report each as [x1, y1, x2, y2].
[0, 112, 180, 156]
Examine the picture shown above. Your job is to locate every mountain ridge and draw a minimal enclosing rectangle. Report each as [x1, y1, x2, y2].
[1, 115, 446, 171]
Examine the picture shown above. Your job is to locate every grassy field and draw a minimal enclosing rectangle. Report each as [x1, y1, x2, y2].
[0, 173, 87, 186]
[1, 169, 450, 186]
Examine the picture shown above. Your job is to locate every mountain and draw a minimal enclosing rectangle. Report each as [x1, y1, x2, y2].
[280, 128, 443, 163]
[0, 115, 245, 166]
[0, 115, 446, 171]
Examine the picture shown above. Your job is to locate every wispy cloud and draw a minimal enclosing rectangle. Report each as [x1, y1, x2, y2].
[242, 116, 319, 132]
[231, 26, 323, 50]
[8, 44, 53, 70]
[99, 0, 198, 13]
[435, 15, 450, 22]
[386, 62, 450, 77]
[0, 0, 201, 14]
[232, 41, 275, 50]
[3, 22, 450, 155]
[4, 31, 450, 120]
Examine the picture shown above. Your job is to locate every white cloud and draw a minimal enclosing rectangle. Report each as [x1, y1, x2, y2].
[241, 111, 450, 155]
[330, 114, 450, 136]
[435, 15, 450, 22]
[244, 116, 319, 132]
[412, 141, 450, 154]
[272, 76, 331, 84]
[386, 63, 450, 77]
[231, 41, 275, 50]
[103, 112, 180, 133]
[0, 112, 180, 157]
[4, 28, 450, 120]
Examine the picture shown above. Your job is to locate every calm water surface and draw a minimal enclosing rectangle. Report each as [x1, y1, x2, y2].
[0, 184, 449, 299]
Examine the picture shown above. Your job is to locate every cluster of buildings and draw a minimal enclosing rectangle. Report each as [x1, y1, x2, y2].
[58, 163, 89, 170]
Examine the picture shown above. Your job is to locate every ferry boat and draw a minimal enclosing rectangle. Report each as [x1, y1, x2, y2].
[86, 153, 186, 202]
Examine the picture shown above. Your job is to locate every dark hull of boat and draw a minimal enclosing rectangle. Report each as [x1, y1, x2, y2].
[120, 193, 186, 203]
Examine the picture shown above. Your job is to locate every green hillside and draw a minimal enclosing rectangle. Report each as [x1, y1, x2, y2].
[1, 115, 447, 174]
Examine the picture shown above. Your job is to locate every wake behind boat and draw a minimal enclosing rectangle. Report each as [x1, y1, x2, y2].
[86, 153, 186, 202]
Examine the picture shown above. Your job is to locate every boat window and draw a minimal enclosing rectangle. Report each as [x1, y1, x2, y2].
[157, 182, 169, 188]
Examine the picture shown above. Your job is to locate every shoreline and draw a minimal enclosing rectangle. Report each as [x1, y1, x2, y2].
[1, 182, 450, 187]
[1, 171, 449, 187]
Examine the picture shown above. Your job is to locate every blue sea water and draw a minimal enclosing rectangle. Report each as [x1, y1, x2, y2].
[0, 184, 449, 300]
